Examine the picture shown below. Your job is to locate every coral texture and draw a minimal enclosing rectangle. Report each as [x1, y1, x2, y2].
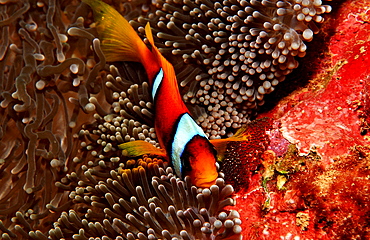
[226, 0, 370, 238]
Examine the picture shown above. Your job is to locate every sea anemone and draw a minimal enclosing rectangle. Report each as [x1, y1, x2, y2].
[0, 1, 242, 239]
[0, 0, 155, 238]
[52, 155, 241, 239]
[74, 62, 159, 159]
[132, 0, 331, 138]
[0, 1, 97, 237]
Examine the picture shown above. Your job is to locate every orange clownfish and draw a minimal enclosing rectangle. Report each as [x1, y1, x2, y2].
[83, 0, 218, 187]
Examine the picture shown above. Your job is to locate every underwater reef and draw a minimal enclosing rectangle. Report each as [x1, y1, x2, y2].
[0, 0, 369, 239]
[228, 0, 370, 238]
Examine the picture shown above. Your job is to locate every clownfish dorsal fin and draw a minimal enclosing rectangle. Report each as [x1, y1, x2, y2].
[231, 126, 249, 139]
[144, 23, 178, 99]
[82, 0, 154, 66]
[144, 23, 155, 47]
[118, 140, 167, 159]
[144, 23, 175, 76]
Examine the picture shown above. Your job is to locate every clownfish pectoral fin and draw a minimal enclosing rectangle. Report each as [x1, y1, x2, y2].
[210, 126, 250, 162]
[118, 140, 167, 159]
[82, 0, 151, 63]
[209, 138, 229, 162]
[231, 126, 250, 140]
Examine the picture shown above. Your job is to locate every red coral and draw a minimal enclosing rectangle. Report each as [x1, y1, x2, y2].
[261, 0, 370, 165]
[288, 146, 370, 239]
[227, 0, 370, 238]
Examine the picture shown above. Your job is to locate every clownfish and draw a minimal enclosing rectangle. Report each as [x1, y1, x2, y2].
[83, 0, 218, 187]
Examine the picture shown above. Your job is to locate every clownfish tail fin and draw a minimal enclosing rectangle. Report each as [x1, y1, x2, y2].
[82, 0, 151, 63]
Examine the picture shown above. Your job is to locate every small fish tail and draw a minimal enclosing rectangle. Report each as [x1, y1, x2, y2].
[83, 0, 154, 66]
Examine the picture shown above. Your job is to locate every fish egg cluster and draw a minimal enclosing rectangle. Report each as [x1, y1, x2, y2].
[133, 0, 331, 138]
[221, 118, 271, 191]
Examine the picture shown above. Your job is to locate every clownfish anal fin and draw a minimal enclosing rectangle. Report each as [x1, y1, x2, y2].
[231, 126, 249, 139]
[119, 140, 166, 159]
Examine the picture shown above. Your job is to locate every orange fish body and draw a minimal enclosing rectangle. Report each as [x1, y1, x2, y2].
[83, 0, 218, 187]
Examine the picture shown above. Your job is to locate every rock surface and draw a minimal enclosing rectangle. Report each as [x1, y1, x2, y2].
[226, 0, 370, 238]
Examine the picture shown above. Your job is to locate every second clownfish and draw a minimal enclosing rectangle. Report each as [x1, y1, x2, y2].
[83, 0, 218, 187]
